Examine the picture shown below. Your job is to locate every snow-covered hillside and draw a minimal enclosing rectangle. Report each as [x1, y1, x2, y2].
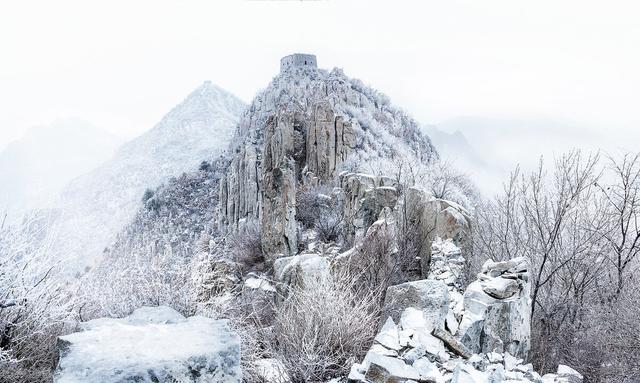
[54, 82, 246, 270]
[0, 119, 121, 223]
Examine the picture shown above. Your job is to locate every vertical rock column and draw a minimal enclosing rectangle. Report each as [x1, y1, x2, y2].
[306, 101, 356, 182]
[261, 114, 298, 259]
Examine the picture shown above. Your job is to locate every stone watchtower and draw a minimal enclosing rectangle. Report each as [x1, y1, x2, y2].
[280, 53, 317, 73]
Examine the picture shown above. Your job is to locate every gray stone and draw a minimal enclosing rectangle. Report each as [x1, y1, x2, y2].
[382, 280, 450, 333]
[482, 277, 520, 299]
[451, 363, 488, 383]
[375, 317, 401, 351]
[456, 258, 531, 360]
[54, 306, 241, 383]
[413, 357, 443, 382]
[273, 254, 331, 300]
[364, 353, 421, 382]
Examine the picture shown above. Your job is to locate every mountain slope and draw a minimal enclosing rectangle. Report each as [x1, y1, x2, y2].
[0, 119, 121, 222]
[55, 82, 246, 269]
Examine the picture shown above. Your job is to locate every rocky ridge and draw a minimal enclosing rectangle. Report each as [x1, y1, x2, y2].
[217, 61, 437, 258]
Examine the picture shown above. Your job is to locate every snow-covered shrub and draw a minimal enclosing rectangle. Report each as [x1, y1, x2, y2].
[227, 221, 264, 273]
[296, 185, 345, 244]
[271, 271, 381, 382]
[0, 212, 77, 383]
[82, 244, 198, 319]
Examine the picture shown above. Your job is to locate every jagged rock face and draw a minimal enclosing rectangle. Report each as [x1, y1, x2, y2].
[339, 172, 399, 242]
[400, 188, 472, 278]
[54, 306, 241, 383]
[381, 279, 450, 333]
[218, 64, 437, 259]
[457, 257, 531, 359]
[261, 115, 298, 257]
[307, 102, 356, 180]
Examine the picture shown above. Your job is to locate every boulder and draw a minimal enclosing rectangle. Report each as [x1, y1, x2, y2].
[482, 277, 520, 299]
[53, 306, 241, 383]
[381, 279, 450, 333]
[557, 364, 583, 383]
[364, 353, 421, 382]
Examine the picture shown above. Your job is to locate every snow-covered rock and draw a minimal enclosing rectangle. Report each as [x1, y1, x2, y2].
[381, 279, 450, 332]
[53, 306, 241, 383]
[457, 257, 531, 359]
[273, 253, 332, 299]
[364, 353, 421, 382]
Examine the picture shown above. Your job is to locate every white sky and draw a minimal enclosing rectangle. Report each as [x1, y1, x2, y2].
[1, 0, 639, 150]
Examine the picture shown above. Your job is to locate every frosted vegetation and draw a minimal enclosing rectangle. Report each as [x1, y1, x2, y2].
[0, 62, 639, 383]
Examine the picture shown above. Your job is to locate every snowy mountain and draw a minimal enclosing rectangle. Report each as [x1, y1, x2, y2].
[0, 119, 121, 223]
[54, 82, 246, 269]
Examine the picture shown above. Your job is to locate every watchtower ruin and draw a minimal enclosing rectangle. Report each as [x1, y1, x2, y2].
[280, 53, 317, 73]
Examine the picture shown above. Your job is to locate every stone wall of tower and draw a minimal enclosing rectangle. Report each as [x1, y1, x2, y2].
[280, 54, 317, 73]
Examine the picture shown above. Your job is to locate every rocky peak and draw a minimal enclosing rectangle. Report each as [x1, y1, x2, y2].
[219, 54, 438, 258]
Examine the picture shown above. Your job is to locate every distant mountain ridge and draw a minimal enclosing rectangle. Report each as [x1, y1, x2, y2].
[0, 119, 121, 222]
[54, 82, 246, 269]
[427, 116, 612, 196]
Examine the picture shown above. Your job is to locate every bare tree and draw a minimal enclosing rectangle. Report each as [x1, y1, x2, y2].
[595, 153, 640, 299]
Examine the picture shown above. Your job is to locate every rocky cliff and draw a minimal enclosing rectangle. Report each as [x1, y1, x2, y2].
[218, 61, 437, 259]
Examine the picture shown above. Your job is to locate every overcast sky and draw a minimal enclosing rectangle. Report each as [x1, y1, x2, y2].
[1, 0, 639, 150]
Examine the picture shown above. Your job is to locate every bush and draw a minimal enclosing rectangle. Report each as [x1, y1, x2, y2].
[227, 222, 265, 273]
[271, 272, 381, 382]
[296, 185, 344, 244]
[0, 213, 78, 383]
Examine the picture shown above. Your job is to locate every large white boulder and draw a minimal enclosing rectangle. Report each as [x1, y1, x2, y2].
[54, 306, 241, 383]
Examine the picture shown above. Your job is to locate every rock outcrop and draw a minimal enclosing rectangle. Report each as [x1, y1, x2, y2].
[338, 172, 399, 242]
[261, 114, 298, 257]
[217, 58, 437, 261]
[457, 257, 531, 359]
[350, 220, 540, 382]
[54, 306, 241, 383]
[349, 253, 579, 383]
[399, 188, 472, 278]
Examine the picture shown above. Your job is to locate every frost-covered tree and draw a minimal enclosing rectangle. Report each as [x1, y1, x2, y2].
[0, 211, 77, 383]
